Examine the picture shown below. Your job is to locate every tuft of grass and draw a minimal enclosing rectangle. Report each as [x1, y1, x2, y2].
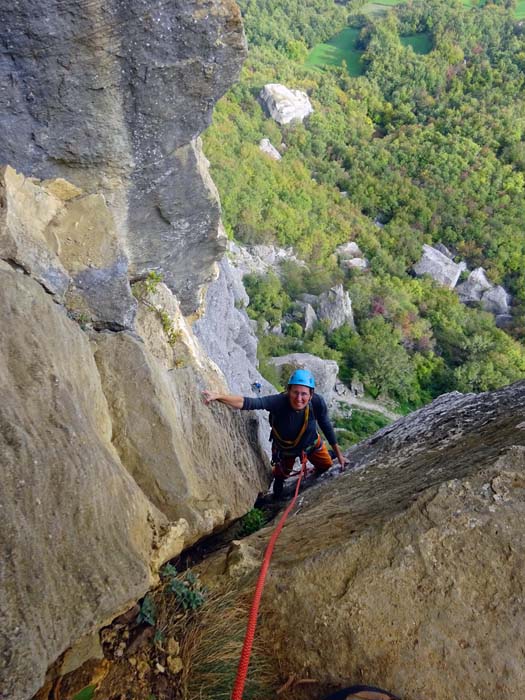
[179, 587, 278, 700]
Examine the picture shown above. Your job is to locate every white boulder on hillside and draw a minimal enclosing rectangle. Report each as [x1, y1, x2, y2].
[317, 284, 355, 331]
[456, 267, 511, 317]
[336, 240, 369, 271]
[259, 138, 282, 160]
[259, 84, 313, 125]
[413, 244, 466, 288]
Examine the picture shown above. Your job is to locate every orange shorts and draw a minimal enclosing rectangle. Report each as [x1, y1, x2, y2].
[272, 438, 333, 478]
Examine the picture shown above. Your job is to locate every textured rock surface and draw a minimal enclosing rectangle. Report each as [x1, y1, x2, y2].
[413, 244, 466, 288]
[0, 263, 179, 700]
[267, 352, 339, 405]
[193, 254, 274, 458]
[227, 240, 304, 277]
[481, 284, 510, 315]
[0, 166, 70, 297]
[0, 0, 246, 313]
[455, 266, 492, 304]
[94, 282, 269, 542]
[0, 166, 136, 328]
[203, 382, 525, 700]
[336, 240, 369, 270]
[317, 284, 355, 331]
[259, 83, 313, 124]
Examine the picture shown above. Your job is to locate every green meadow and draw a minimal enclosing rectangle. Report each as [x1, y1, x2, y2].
[307, 1, 523, 75]
[306, 27, 432, 76]
[305, 27, 365, 76]
[362, 0, 525, 17]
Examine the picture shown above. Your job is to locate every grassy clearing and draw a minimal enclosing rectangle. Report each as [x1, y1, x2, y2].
[362, 0, 525, 16]
[306, 26, 364, 76]
[307, 27, 432, 74]
[400, 32, 432, 55]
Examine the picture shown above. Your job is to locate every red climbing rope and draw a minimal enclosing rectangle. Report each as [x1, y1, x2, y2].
[231, 453, 308, 700]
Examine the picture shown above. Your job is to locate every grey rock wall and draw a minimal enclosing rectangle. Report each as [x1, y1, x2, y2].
[0, 0, 246, 312]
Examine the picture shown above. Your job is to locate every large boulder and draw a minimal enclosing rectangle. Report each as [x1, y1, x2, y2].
[455, 266, 492, 304]
[259, 84, 313, 125]
[259, 138, 282, 160]
[336, 241, 369, 271]
[481, 285, 510, 315]
[204, 382, 525, 700]
[413, 244, 466, 288]
[267, 352, 339, 405]
[0, 0, 247, 314]
[317, 284, 355, 331]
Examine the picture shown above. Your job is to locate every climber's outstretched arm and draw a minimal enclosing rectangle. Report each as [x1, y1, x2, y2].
[202, 391, 244, 409]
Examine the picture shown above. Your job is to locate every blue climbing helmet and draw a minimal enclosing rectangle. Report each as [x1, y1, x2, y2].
[287, 368, 315, 389]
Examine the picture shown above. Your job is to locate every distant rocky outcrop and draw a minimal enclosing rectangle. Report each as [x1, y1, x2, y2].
[0, 0, 247, 314]
[414, 245, 513, 325]
[413, 243, 467, 288]
[317, 284, 355, 331]
[227, 240, 305, 277]
[456, 266, 511, 321]
[259, 84, 314, 125]
[203, 381, 525, 700]
[336, 240, 369, 271]
[259, 138, 282, 160]
[267, 352, 339, 405]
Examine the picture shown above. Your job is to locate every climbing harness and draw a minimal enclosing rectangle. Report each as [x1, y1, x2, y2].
[270, 403, 310, 450]
[231, 452, 308, 700]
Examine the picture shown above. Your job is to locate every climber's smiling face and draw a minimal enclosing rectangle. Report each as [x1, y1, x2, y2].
[288, 384, 312, 411]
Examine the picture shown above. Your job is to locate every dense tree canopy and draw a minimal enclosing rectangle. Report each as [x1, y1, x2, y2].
[203, 0, 525, 410]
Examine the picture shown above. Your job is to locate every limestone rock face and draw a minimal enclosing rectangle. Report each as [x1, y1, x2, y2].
[317, 284, 355, 331]
[204, 382, 525, 700]
[0, 166, 70, 297]
[413, 244, 466, 288]
[267, 352, 339, 405]
[193, 254, 274, 458]
[259, 84, 313, 125]
[455, 267, 511, 317]
[0, 0, 246, 313]
[227, 240, 304, 277]
[336, 241, 369, 270]
[94, 283, 269, 542]
[0, 263, 178, 700]
[0, 166, 137, 329]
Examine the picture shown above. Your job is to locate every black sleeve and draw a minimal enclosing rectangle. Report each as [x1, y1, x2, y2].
[241, 394, 284, 411]
[313, 394, 338, 446]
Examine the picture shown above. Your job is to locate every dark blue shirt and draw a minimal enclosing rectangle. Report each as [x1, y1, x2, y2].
[242, 392, 337, 454]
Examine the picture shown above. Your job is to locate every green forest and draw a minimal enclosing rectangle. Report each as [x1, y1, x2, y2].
[203, 0, 525, 412]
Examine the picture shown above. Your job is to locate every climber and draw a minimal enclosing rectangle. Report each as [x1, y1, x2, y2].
[203, 368, 348, 497]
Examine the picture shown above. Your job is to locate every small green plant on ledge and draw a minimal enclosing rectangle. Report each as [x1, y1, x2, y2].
[133, 271, 182, 348]
[161, 564, 206, 611]
[240, 507, 266, 536]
